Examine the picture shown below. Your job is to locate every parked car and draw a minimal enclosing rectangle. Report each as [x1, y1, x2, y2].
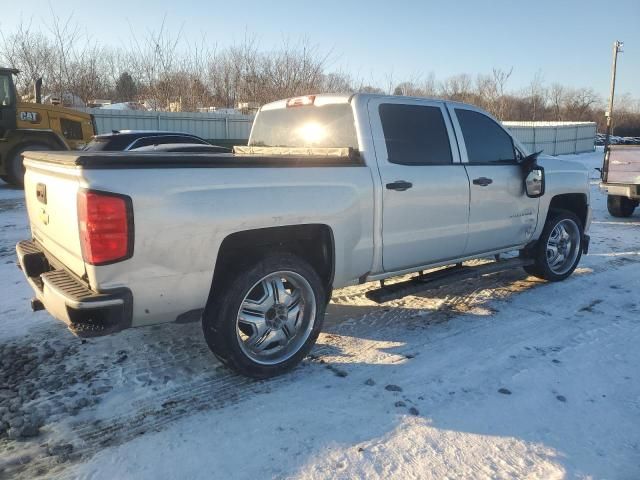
[131, 143, 231, 154]
[16, 93, 591, 378]
[83, 130, 212, 151]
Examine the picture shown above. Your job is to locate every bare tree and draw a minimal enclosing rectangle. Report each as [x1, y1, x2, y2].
[0, 20, 54, 98]
[563, 87, 600, 120]
[526, 70, 547, 121]
[549, 83, 565, 121]
[440, 73, 474, 103]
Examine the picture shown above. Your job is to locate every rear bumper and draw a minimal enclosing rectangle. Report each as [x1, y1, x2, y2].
[16, 239, 132, 337]
[600, 182, 640, 200]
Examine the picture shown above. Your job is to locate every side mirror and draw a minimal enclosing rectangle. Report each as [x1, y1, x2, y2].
[525, 167, 545, 198]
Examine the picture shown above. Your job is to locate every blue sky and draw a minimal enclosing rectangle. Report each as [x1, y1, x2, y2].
[3, 0, 639, 98]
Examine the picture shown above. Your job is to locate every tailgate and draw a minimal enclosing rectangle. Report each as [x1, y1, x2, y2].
[23, 153, 86, 278]
[605, 145, 640, 184]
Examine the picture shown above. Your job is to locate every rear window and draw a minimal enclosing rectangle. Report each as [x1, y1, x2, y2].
[249, 104, 358, 148]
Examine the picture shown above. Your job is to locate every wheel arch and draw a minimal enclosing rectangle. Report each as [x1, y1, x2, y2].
[207, 224, 335, 306]
[547, 193, 589, 227]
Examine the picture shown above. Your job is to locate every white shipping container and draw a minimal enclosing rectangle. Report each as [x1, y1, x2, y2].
[82, 108, 255, 144]
[503, 121, 596, 156]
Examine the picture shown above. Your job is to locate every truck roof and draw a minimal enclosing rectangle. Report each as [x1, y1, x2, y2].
[260, 92, 480, 112]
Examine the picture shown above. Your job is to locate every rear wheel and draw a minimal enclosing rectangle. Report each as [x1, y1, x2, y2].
[607, 195, 637, 218]
[5, 143, 53, 187]
[202, 252, 326, 378]
[523, 210, 583, 282]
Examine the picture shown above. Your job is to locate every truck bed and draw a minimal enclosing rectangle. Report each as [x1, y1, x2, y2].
[604, 145, 640, 184]
[21, 145, 375, 330]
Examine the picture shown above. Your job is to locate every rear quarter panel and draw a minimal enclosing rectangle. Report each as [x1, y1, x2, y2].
[81, 166, 375, 326]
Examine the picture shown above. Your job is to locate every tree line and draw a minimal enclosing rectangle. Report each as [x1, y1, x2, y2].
[2, 16, 639, 135]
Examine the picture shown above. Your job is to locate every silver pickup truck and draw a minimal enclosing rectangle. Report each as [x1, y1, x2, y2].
[16, 93, 591, 377]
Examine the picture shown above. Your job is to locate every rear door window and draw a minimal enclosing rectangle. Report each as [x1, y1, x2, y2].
[455, 109, 515, 163]
[379, 103, 452, 165]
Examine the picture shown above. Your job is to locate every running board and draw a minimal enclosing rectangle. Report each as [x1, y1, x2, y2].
[365, 257, 535, 304]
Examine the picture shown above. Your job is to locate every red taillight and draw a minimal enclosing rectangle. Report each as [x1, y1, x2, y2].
[78, 190, 133, 265]
[286, 95, 315, 107]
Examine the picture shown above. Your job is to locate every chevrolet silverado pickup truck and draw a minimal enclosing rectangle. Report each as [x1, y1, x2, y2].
[16, 93, 591, 378]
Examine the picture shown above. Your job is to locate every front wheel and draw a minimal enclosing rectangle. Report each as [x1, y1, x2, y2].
[523, 210, 583, 282]
[202, 252, 326, 378]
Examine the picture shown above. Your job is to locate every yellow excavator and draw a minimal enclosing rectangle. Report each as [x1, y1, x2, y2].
[0, 67, 96, 186]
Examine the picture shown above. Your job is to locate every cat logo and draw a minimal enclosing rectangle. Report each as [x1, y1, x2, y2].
[20, 111, 41, 123]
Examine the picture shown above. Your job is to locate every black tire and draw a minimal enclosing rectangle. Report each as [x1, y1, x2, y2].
[325, 287, 333, 307]
[0, 175, 8, 184]
[5, 143, 52, 187]
[522, 209, 583, 282]
[202, 252, 326, 378]
[607, 195, 637, 218]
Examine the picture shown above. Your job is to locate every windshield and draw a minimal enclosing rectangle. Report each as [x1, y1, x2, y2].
[0, 74, 14, 107]
[249, 103, 358, 149]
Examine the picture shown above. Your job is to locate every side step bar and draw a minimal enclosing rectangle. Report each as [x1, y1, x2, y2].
[365, 257, 534, 304]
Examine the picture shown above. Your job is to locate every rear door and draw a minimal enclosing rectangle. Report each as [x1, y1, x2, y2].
[368, 97, 470, 272]
[448, 105, 539, 255]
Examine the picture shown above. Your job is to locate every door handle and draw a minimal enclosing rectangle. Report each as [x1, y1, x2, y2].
[386, 180, 413, 191]
[472, 177, 493, 187]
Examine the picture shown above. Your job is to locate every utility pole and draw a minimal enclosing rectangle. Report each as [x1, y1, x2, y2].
[602, 40, 623, 181]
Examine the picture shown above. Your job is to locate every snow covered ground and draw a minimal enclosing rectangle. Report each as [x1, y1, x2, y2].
[0, 148, 639, 479]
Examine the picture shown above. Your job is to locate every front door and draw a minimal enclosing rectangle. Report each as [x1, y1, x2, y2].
[368, 98, 470, 272]
[448, 105, 540, 255]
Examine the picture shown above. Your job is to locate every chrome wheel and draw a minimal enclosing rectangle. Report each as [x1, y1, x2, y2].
[546, 219, 581, 275]
[236, 271, 316, 365]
